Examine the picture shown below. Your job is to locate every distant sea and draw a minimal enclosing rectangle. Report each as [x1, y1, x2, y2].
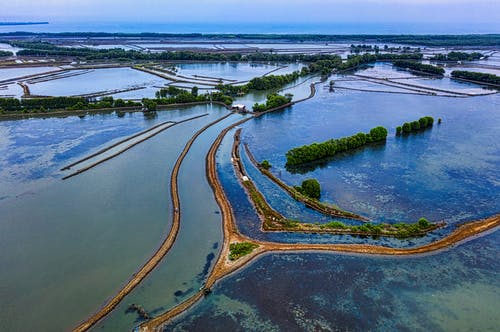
[0, 22, 498, 34]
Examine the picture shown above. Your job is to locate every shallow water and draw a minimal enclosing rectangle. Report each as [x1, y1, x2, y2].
[28, 67, 167, 97]
[164, 228, 500, 332]
[0, 62, 498, 331]
[241, 75, 500, 226]
[0, 104, 229, 331]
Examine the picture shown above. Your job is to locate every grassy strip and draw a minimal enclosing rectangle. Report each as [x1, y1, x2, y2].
[229, 242, 259, 261]
[240, 169, 441, 238]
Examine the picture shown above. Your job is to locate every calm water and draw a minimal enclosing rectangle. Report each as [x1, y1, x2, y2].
[0, 62, 498, 331]
[241, 65, 500, 227]
[0, 104, 231, 331]
[164, 229, 500, 332]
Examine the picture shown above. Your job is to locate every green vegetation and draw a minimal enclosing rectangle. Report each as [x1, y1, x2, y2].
[260, 160, 272, 170]
[451, 70, 500, 85]
[0, 86, 234, 114]
[141, 99, 157, 111]
[431, 51, 484, 62]
[294, 179, 321, 199]
[229, 242, 259, 261]
[0, 50, 13, 57]
[438, 118, 442, 124]
[393, 60, 445, 75]
[286, 126, 388, 166]
[0, 96, 142, 113]
[253, 93, 293, 112]
[4, 33, 499, 46]
[399, 116, 434, 134]
[321, 217, 437, 238]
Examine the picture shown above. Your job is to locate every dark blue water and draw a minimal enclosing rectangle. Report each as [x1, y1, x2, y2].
[164, 228, 500, 332]
[239, 78, 500, 227]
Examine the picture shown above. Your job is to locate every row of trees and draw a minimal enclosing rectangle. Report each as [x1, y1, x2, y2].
[252, 93, 293, 112]
[4, 33, 499, 46]
[451, 70, 500, 85]
[286, 126, 388, 166]
[396, 116, 434, 135]
[431, 51, 484, 62]
[393, 60, 445, 75]
[0, 50, 13, 57]
[0, 87, 234, 113]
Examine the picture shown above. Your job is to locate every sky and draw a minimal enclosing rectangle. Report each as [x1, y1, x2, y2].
[1, 0, 499, 25]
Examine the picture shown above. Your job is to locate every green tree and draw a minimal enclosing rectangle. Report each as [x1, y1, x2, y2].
[191, 86, 199, 97]
[396, 126, 402, 135]
[300, 179, 321, 199]
[260, 160, 272, 170]
[402, 122, 412, 133]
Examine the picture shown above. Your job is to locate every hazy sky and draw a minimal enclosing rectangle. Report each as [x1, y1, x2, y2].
[2, 0, 499, 24]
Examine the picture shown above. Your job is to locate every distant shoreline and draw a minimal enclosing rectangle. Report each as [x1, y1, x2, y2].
[0, 22, 49, 26]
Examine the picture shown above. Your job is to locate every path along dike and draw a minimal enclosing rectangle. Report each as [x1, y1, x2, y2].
[70, 82, 500, 332]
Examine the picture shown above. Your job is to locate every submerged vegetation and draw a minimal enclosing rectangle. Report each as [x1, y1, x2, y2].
[286, 126, 388, 166]
[229, 242, 259, 261]
[451, 70, 500, 85]
[393, 60, 445, 75]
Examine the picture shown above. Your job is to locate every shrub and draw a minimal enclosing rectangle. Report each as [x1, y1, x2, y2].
[402, 122, 412, 133]
[411, 121, 421, 131]
[396, 126, 402, 135]
[260, 160, 272, 170]
[299, 178, 321, 199]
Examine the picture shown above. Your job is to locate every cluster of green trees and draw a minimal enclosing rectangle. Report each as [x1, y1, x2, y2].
[229, 242, 258, 261]
[4, 32, 499, 46]
[0, 96, 143, 113]
[286, 126, 388, 166]
[260, 160, 272, 170]
[247, 72, 300, 90]
[252, 93, 293, 112]
[0, 87, 235, 114]
[431, 51, 484, 62]
[294, 178, 321, 199]
[0, 50, 13, 57]
[321, 217, 434, 238]
[451, 70, 500, 85]
[393, 60, 445, 75]
[396, 116, 434, 135]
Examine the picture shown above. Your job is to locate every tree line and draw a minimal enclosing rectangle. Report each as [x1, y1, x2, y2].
[285, 126, 388, 166]
[0, 50, 13, 57]
[252, 93, 293, 112]
[396, 116, 434, 135]
[431, 51, 484, 62]
[451, 70, 500, 85]
[2, 33, 499, 46]
[393, 60, 445, 75]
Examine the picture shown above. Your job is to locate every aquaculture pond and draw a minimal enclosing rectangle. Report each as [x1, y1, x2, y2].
[240, 70, 500, 231]
[27, 67, 167, 98]
[175, 62, 303, 82]
[0, 104, 233, 331]
[164, 228, 500, 332]
[0, 61, 498, 332]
